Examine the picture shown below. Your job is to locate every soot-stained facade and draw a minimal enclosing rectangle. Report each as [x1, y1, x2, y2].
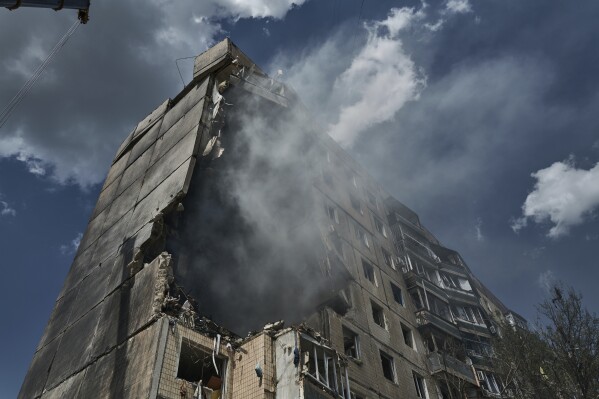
[19, 39, 525, 399]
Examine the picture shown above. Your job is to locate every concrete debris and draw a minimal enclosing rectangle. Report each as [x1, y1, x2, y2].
[217, 80, 229, 93]
[263, 320, 285, 332]
[152, 252, 174, 316]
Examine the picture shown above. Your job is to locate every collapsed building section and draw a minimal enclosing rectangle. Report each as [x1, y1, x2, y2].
[20, 38, 524, 399]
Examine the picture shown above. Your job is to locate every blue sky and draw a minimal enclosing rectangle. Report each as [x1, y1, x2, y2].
[2, 0, 599, 397]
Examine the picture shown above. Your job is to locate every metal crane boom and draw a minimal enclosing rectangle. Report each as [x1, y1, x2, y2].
[1, 0, 90, 23]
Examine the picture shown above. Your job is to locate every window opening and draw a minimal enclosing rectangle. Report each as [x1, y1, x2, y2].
[343, 327, 360, 359]
[391, 283, 404, 306]
[382, 248, 395, 269]
[177, 338, 224, 395]
[362, 259, 376, 285]
[326, 204, 339, 224]
[413, 371, 427, 398]
[371, 301, 386, 329]
[355, 224, 370, 248]
[374, 216, 387, 237]
[380, 351, 396, 382]
[401, 324, 414, 349]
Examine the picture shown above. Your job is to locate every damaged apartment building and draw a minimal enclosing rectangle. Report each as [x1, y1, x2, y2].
[19, 39, 527, 399]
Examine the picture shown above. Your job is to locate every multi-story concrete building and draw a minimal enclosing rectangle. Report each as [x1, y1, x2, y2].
[19, 39, 523, 399]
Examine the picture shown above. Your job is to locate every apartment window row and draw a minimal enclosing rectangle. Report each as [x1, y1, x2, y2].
[361, 260, 404, 308]
[370, 301, 416, 351]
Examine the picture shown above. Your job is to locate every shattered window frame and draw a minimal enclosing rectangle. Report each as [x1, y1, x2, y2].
[379, 350, 397, 383]
[371, 301, 386, 329]
[412, 371, 428, 398]
[390, 282, 404, 306]
[176, 337, 227, 392]
[401, 323, 415, 350]
[355, 224, 370, 248]
[373, 215, 387, 238]
[382, 247, 395, 269]
[326, 203, 339, 224]
[343, 326, 361, 360]
[362, 258, 377, 286]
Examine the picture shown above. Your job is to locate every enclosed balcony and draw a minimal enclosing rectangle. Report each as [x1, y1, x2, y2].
[415, 309, 462, 339]
[427, 351, 478, 386]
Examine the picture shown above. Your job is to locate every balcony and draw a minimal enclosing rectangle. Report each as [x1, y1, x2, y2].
[404, 271, 448, 300]
[427, 352, 478, 386]
[403, 237, 440, 263]
[443, 286, 479, 305]
[456, 319, 492, 337]
[415, 309, 461, 339]
[438, 261, 468, 276]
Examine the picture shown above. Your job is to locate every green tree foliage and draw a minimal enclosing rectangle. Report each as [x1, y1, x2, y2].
[494, 285, 599, 399]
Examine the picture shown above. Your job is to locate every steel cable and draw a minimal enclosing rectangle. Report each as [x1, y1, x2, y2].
[0, 19, 80, 129]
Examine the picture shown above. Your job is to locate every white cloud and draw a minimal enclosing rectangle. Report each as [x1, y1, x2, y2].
[279, 6, 427, 148]
[1, 200, 16, 217]
[445, 0, 472, 14]
[0, 0, 306, 189]
[512, 159, 599, 238]
[214, 0, 306, 19]
[60, 232, 82, 255]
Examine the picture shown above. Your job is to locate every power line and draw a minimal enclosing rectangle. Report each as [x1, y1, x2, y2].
[0, 19, 80, 130]
[175, 56, 196, 89]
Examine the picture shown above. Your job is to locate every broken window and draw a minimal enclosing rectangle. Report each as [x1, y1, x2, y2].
[362, 259, 376, 286]
[302, 335, 349, 395]
[355, 224, 370, 248]
[326, 204, 339, 224]
[413, 371, 427, 398]
[177, 337, 224, 393]
[343, 326, 360, 359]
[401, 324, 414, 349]
[373, 216, 387, 238]
[380, 350, 396, 382]
[371, 301, 386, 329]
[382, 248, 395, 269]
[391, 283, 404, 306]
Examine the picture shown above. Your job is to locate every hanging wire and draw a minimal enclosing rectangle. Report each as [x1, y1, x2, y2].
[175, 56, 197, 89]
[0, 19, 81, 130]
